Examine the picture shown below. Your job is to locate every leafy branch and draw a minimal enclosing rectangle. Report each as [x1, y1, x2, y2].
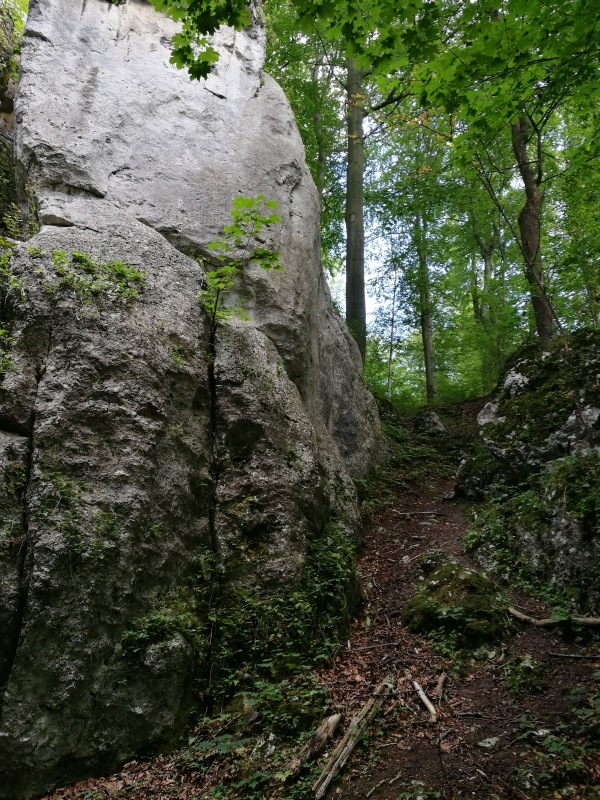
[200, 194, 281, 328]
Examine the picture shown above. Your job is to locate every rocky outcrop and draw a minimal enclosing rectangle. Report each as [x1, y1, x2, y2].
[458, 331, 600, 613]
[0, 1, 379, 797]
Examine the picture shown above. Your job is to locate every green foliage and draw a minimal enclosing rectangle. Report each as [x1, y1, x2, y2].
[200, 195, 281, 326]
[3, 461, 26, 496]
[170, 345, 186, 367]
[122, 595, 206, 655]
[545, 451, 600, 532]
[0, 322, 12, 378]
[3, 0, 27, 35]
[41, 249, 147, 306]
[465, 449, 600, 608]
[264, 0, 346, 274]
[511, 678, 600, 795]
[0, 246, 27, 302]
[241, 675, 329, 735]
[1, 203, 21, 240]
[172, 718, 322, 800]
[148, 0, 250, 79]
[503, 654, 547, 695]
[211, 521, 356, 701]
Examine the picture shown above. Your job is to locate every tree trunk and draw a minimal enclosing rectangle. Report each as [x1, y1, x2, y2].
[345, 56, 366, 362]
[469, 253, 482, 322]
[511, 115, 554, 345]
[386, 268, 399, 397]
[414, 211, 436, 403]
[312, 57, 327, 202]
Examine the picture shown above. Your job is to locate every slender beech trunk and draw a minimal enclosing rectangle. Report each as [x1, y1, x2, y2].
[511, 115, 554, 345]
[386, 269, 399, 397]
[469, 253, 482, 322]
[312, 58, 327, 202]
[470, 208, 495, 323]
[414, 211, 436, 404]
[345, 57, 366, 362]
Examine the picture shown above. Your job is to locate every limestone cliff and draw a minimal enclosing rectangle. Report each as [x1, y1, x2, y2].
[0, 1, 379, 797]
[456, 330, 600, 614]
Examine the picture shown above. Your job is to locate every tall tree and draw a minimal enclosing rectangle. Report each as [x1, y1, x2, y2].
[345, 56, 366, 359]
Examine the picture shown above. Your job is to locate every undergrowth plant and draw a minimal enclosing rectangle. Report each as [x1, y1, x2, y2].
[209, 520, 356, 704]
[115, 520, 357, 799]
[511, 674, 600, 796]
[0, 244, 19, 378]
[33, 472, 122, 560]
[199, 195, 281, 327]
[0, 323, 12, 377]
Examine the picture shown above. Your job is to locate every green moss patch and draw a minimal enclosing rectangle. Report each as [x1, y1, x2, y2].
[403, 560, 507, 647]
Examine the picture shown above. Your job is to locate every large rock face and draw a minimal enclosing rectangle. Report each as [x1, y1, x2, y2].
[458, 331, 600, 613]
[0, 2, 379, 797]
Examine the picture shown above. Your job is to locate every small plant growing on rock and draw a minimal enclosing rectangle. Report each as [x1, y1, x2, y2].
[200, 195, 281, 327]
[47, 249, 146, 306]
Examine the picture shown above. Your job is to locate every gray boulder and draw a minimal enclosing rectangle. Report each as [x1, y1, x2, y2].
[459, 332, 600, 612]
[0, 1, 379, 796]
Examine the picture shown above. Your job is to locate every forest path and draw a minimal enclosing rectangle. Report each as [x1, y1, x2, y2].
[41, 405, 600, 800]
[315, 412, 600, 800]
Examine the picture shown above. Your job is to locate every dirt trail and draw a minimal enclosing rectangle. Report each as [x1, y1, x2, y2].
[41, 408, 600, 800]
[315, 447, 600, 800]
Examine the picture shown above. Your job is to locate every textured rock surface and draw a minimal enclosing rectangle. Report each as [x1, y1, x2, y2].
[457, 331, 600, 612]
[0, 4, 18, 237]
[0, 1, 379, 796]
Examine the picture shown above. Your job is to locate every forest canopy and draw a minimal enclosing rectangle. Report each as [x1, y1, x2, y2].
[154, 0, 600, 406]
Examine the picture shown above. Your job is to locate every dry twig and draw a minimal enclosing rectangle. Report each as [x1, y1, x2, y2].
[413, 680, 437, 722]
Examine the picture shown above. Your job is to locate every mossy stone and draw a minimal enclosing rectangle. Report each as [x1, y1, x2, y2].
[403, 561, 506, 646]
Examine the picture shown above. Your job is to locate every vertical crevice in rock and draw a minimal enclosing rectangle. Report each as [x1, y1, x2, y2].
[206, 322, 220, 559]
[0, 334, 47, 714]
[203, 315, 222, 702]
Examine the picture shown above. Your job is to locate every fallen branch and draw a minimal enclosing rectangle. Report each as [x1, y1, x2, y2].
[366, 779, 385, 798]
[413, 680, 437, 723]
[508, 607, 600, 628]
[389, 769, 404, 785]
[393, 510, 447, 517]
[312, 675, 394, 799]
[285, 713, 343, 779]
[548, 651, 600, 659]
[347, 641, 402, 652]
[432, 672, 447, 699]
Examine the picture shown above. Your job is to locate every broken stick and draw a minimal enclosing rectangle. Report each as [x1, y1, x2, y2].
[312, 674, 394, 800]
[393, 510, 447, 516]
[413, 680, 437, 722]
[432, 672, 447, 699]
[285, 713, 343, 779]
[508, 607, 600, 628]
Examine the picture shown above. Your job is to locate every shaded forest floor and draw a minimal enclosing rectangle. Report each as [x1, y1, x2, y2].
[46, 401, 600, 800]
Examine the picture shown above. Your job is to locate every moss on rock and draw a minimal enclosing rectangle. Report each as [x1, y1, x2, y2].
[403, 560, 507, 646]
